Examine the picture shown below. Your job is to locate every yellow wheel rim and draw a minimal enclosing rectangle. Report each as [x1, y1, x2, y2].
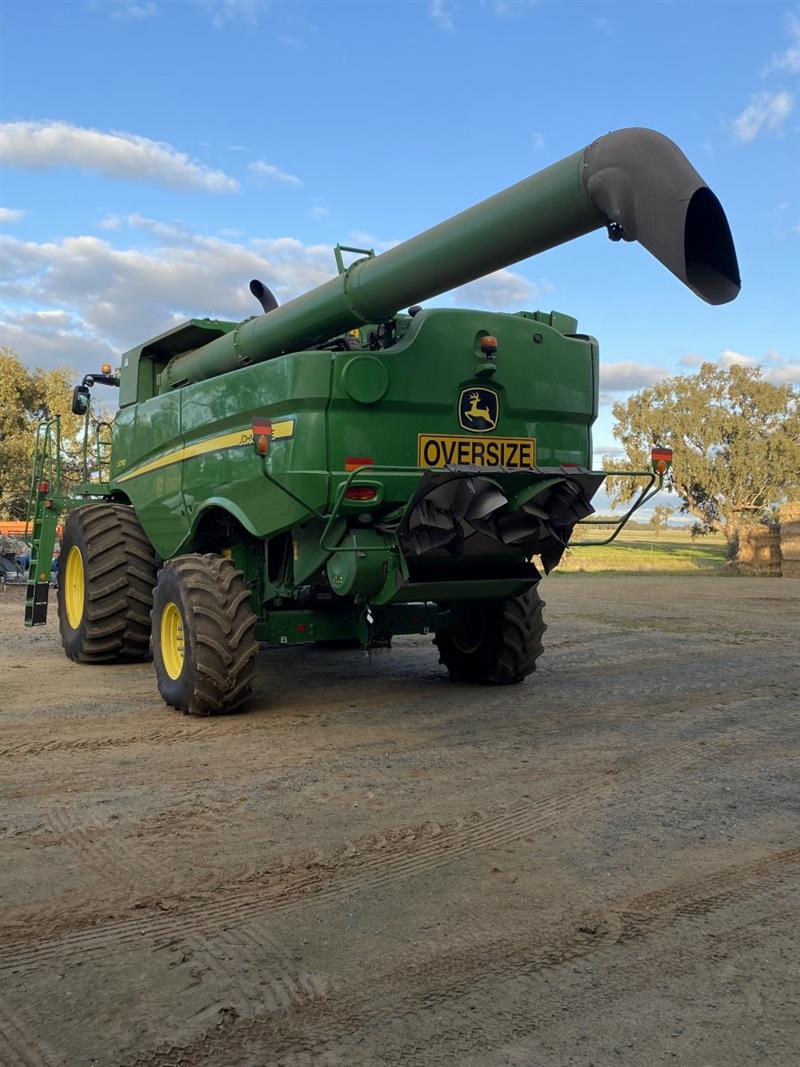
[160, 601, 185, 680]
[64, 546, 85, 629]
[452, 610, 485, 654]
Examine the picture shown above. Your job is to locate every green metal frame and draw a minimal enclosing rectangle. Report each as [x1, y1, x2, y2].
[571, 470, 666, 546]
[333, 243, 376, 276]
[23, 414, 118, 627]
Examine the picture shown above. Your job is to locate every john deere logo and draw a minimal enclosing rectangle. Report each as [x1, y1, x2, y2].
[459, 387, 498, 432]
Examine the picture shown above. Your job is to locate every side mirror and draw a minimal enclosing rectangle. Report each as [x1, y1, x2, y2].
[71, 385, 90, 416]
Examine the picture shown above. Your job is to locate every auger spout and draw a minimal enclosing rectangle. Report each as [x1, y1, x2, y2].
[163, 127, 739, 390]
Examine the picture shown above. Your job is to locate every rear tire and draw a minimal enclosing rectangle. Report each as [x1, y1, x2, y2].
[58, 503, 158, 663]
[435, 586, 546, 685]
[151, 553, 258, 716]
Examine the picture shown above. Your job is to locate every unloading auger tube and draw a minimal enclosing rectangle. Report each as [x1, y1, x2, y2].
[163, 127, 740, 389]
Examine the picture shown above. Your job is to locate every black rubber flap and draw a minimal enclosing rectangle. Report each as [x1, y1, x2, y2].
[399, 469, 604, 573]
[583, 128, 740, 305]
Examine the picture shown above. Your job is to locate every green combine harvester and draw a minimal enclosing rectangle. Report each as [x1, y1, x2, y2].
[25, 128, 740, 715]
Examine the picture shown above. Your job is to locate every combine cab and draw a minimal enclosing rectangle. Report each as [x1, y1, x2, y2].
[25, 128, 738, 715]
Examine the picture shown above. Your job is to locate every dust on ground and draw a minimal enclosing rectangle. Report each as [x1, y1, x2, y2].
[1, 575, 798, 1067]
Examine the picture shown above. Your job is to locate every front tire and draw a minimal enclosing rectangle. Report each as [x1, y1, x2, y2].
[151, 554, 258, 716]
[435, 586, 546, 685]
[58, 504, 158, 663]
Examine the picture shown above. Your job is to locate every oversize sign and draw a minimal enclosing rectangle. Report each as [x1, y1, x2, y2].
[418, 434, 536, 469]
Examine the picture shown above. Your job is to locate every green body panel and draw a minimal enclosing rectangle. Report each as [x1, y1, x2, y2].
[106, 307, 596, 566]
[111, 351, 331, 559]
[326, 309, 596, 479]
[119, 318, 237, 406]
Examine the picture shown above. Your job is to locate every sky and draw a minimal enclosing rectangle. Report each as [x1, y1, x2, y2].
[1, 0, 798, 495]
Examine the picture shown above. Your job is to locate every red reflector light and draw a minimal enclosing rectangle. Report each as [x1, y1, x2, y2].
[345, 486, 377, 501]
[252, 418, 272, 455]
[651, 446, 673, 474]
[345, 456, 374, 472]
[38, 481, 48, 494]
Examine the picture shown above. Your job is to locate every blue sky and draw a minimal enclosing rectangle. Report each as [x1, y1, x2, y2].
[1, 0, 798, 482]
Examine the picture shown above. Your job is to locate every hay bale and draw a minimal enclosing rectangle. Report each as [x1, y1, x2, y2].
[737, 525, 782, 576]
[781, 559, 800, 579]
[779, 502, 800, 525]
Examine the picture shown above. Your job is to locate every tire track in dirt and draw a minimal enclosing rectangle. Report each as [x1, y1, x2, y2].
[33, 809, 333, 1031]
[0, 805, 334, 1067]
[0, 734, 745, 975]
[0, 683, 420, 760]
[382, 885, 799, 1067]
[2, 680, 761, 842]
[0, 724, 218, 758]
[2, 634, 772, 762]
[125, 847, 799, 1067]
[0, 1004, 63, 1067]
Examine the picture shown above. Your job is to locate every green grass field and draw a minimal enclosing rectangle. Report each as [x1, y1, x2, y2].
[554, 525, 729, 575]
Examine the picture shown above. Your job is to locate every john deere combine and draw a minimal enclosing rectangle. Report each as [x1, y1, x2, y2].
[25, 128, 739, 715]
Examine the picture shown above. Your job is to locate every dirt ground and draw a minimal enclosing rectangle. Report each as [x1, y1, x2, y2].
[1, 575, 798, 1067]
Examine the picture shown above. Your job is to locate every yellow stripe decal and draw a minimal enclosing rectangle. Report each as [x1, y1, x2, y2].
[116, 419, 295, 482]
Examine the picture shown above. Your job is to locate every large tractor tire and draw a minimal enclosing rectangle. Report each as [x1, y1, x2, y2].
[435, 586, 546, 685]
[58, 503, 158, 663]
[151, 553, 258, 716]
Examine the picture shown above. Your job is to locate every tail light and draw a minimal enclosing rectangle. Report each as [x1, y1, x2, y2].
[345, 486, 377, 501]
[651, 446, 673, 474]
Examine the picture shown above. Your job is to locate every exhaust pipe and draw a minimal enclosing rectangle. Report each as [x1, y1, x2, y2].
[249, 279, 279, 313]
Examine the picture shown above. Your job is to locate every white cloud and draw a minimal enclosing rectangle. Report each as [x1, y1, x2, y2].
[681, 348, 799, 386]
[99, 213, 193, 241]
[600, 361, 668, 392]
[0, 121, 239, 193]
[732, 90, 794, 142]
[201, 0, 268, 29]
[768, 12, 800, 73]
[719, 348, 759, 369]
[595, 443, 626, 460]
[679, 353, 703, 368]
[451, 269, 548, 310]
[429, 0, 455, 31]
[108, 1, 158, 19]
[345, 230, 400, 254]
[732, 349, 800, 385]
[0, 207, 26, 223]
[0, 306, 117, 371]
[248, 160, 303, 187]
[0, 226, 337, 369]
[481, 0, 537, 15]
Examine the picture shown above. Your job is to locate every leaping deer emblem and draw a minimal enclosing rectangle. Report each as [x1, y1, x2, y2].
[465, 391, 494, 425]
